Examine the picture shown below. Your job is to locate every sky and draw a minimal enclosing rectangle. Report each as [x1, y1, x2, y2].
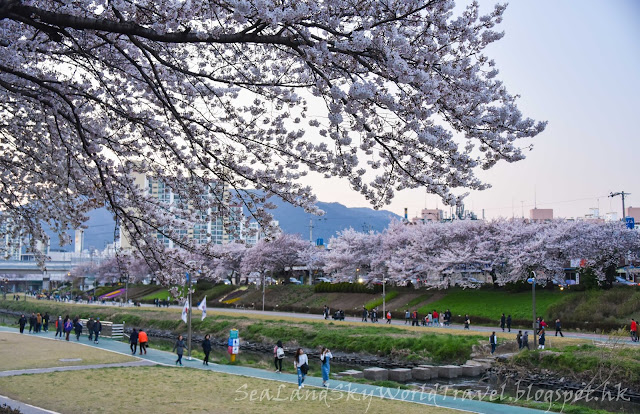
[306, 0, 640, 221]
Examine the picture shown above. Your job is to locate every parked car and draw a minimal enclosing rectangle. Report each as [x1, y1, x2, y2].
[614, 276, 637, 286]
[314, 277, 333, 284]
[288, 277, 302, 285]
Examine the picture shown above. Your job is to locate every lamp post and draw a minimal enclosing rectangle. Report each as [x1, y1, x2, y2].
[382, 274, 386, 317]
[527, 272, 537, 335]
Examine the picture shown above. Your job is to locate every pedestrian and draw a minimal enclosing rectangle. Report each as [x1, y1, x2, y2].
[294, 348, 308, 389]
[36, 313, 42, 333]
[490, 331, 497, 354]
[432, 310, 439, 326]
[535, 317, 541, 334]
[371, 307, 377, 323]
[138, 329, 148, 354]
[540, 318, 548, 332]
[516, 330, 523, 349]
[523, 331, 530, 350]
[64, 316, 73, 341]
[202, 334, 212, 365]
[361, 307, 368, 322]
[93, 317, 102, 344]
[320, 347, 333, 387]
[538, 329, 546, 349]
[555, 318, 564, 337]
[507, 315, 512, 332]
[130, 328, 139, 354]
[631, 319, 638, 342]
[173, 335, 186, 365]
[323, 305, 329, 320]
[500, 313, 505, 332]
[444, 309, 452, 326]
[386, 311, 392, 324]
[464, 314, 470, 330]
[412, 310, 419, 326]
[18, 314, 26, 334]
[28, 313, 35, 333]
[274, 340, 284, 372]
[74, 318, 83, 341]
[43, 312, 49, 332]
[405, 309, 410, 325]
[87, 317, 94, 341]
[55, 316, 63, 338]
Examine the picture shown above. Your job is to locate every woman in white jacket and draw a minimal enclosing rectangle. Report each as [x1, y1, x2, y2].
[294, 348, 308, 389]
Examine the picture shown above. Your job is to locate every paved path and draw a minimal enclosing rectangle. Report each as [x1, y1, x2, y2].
[0, 326, 548, 414]
[19, 297, 634, 344]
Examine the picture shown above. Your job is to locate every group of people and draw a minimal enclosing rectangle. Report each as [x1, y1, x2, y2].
[17, 312, 49, 334]
[273, 342, 333, 388]
[404, 309, 454, 327]
[128, 328, 149, 355]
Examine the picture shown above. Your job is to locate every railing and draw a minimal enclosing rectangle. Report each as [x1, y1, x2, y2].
[78, 319, 125, 339]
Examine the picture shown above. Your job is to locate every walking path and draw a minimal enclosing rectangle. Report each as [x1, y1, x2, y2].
[0, 326, 547, 414]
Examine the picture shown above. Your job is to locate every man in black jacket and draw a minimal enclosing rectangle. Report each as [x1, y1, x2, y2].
[18, 314, 26, 333]
[93, 318, 102, 344]
[87, 318, 94, 341]
[28, 313, 36, 333]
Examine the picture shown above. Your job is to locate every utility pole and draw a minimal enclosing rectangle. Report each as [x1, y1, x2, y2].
[609, 191, 631, 219]
[309, 218, 313, 242]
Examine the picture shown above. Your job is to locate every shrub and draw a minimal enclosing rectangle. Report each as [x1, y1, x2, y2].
[314, 282, 381, 294]
[364, 291, 399, 310]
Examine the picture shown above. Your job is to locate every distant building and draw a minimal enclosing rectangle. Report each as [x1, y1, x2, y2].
[529, 208, 553, 222]
[626, 206, 640, 222]
[411, 208, 444, 224]
[120, 173, 247, 250]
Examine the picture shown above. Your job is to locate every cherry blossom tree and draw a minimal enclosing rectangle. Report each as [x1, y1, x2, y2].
[1, 0, 546, 278]
[205, 242, 248, 284]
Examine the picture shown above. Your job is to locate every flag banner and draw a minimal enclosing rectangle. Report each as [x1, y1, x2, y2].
[181, 299, 190, 323]
[197, 296, 207, 321]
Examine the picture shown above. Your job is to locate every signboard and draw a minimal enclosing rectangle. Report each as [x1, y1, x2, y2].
[626, 217, 635, 230]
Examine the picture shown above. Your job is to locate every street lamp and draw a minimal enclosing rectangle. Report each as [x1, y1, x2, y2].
[527, 272, 537, 336]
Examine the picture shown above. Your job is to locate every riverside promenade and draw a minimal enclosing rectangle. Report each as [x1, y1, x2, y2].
[0, 326, 549, 414]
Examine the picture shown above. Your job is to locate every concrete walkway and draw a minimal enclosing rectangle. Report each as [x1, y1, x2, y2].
[0, 326, 548, 414]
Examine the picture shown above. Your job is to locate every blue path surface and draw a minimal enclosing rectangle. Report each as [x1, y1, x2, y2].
[0, 326, 548, 414]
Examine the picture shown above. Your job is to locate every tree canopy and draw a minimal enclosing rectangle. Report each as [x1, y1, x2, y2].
[0, 0, 545, 273]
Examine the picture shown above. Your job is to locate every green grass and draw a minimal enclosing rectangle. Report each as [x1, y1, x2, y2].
[418, 289, 570, 321]
[364, 291, 399, 310]
[140, 289, 172, 301]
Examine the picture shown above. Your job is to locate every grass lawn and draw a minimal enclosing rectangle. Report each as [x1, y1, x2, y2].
[0, 332, 136, 371]
[0, 366, 460, 414]
[419, 289, 571, 321]
[140, 288, 173, 301]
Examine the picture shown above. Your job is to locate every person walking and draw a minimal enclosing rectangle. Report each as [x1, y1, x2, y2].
[320, 347, 333, 387]
[28, 313, 35, 333]
[18, 314, 26, 334]
[323, 305, 329, 320]
[43, 312, 49, 332]
[432, 310, 439, 326]
[464, 314, 470, 330]
[93, 317, 102, 344]
[516, 330, 523, 349]
[74, 318, 83, 341]
[386, 311, 392, 324]
[523, 331, 530, 350]
[87, 317, 94, 341]
[138, 329, 148, 354]
[294, 348, 309, 389]
[631, 319, 638, 342]
[489, 331, 497, 354]
[412, 310, 419, 326]
[36, 313, 42, 333]
[129, 328, 139, 354]
[500, 313, 506, 332]
[538, 329, 546, 349]
[361, 307, 368, 322]
[55, 316, 63, 339]
[64, 316, 73, 341]
[202, 334, 212, 365]
[555, 318, 564, 337]
[173, 335, 186, 365]
[506, 315, 512, 332]
[274, 340, 284, 372]
[404, 309, 410, 325]
[444, 309, 451, 327]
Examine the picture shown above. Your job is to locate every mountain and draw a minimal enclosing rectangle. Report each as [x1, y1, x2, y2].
[45, 201, 401, 251]
[269, 199, 401, 243]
